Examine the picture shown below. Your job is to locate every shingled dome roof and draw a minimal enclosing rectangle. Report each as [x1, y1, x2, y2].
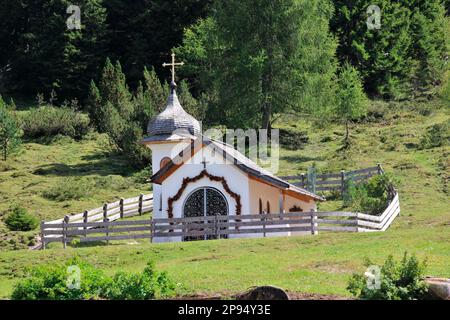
[147, 84, 200, 137]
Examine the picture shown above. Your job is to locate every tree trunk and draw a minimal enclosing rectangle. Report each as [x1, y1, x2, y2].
[345, 120, 350, 146]
[261, 50, 274, 130]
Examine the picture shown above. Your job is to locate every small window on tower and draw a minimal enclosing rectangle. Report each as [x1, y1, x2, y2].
[160, 157, 171, 168]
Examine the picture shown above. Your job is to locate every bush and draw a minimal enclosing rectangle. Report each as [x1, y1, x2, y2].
[12, 258, 110, 300]
[347, 252, 428, 300]
[344, 174, 397, 215]
[4, 206, 38, 231]
[21, 106, 90, 139]
[419, 121, 450, 149]
[11, 259, 175, 300]
[104, 261, 175, 300]
[278, 127, 309, 150]
[43, 178, 94, 201]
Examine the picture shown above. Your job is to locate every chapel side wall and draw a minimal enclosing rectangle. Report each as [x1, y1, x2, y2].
[283, 194, 317, 236]
[283, 195, 317, 213]
[248, 178, 282, 214]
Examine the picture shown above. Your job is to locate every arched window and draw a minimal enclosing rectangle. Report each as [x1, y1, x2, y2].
[259, 199, 263, 214]
[266, 201, 271, 214]
[160, 157, 171, 168]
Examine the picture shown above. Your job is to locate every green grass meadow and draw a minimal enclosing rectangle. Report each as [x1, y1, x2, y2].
[0, 100, 449, 299]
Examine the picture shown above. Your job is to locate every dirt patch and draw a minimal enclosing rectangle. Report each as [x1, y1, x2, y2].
[169, 291, 350, 300]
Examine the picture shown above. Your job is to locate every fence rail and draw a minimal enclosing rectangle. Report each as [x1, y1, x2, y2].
[40, 164, 400, 249]
[280, 164, 384, 193]
[41, 191, 400, 248]
[41, 193, 153, 248]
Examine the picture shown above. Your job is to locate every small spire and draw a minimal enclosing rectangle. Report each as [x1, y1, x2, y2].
[162, 53, 184, 91]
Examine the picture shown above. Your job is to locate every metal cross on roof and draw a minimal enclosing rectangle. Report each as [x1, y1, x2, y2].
[162, 53, 184, 84]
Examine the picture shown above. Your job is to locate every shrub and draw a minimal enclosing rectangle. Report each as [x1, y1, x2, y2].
[419, 121, 450, 149]
[11, 259, 175, 300]
[4, 206, 38, 231]
[0, 96, 22, 161]
[347, 252, 428, 300]
[43, 178, 94, 201]
[12, 258, 110, 300]
[21, 106, 90, 139]
[344, 174, 397, 215]
[132, 166, 152, 184]
[104, 261, 175, 300]
[278, 127, 309, 150]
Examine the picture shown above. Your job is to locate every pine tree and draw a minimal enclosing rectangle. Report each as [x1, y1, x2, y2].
[103, 0, 211, 88]
[86, 80, 103, 131]
[335, 63, 368, 146]
[0, 96, 22, 161]
[178, 80, 206, 122]
[176, 0, 338, 129]
[331, 0, 413, 99]
[143, 67, 168, 113]
[1, 0, 107, 100]
[407, 0, 447, 93]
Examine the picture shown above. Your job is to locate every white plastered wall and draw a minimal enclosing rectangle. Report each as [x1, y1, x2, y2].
[156, 145, 250, 242]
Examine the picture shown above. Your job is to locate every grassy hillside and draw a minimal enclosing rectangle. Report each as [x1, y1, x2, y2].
[0, 99, 448, 299]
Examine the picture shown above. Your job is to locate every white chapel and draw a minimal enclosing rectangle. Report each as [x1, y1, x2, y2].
[141, 54, 323, 242]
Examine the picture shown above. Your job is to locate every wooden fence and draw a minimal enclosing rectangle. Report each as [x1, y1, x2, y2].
[280, 164, 384, 193]
[41, 193, 153, 247]
[41, 191, 400, 248]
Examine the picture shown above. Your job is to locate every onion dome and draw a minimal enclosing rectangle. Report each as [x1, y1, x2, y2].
[146, 82, 200, 138]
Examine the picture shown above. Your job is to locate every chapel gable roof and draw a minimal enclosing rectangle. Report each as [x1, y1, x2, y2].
[151, 137, 325, 202]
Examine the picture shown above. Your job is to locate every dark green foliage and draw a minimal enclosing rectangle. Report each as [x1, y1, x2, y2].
[176, 0, 337, 129]
[89, 59, 151, 166]
[4, 206, 38, 231]
[344, 173, 397, 215]
[20, 106, 90, 139]
[0, 96, 22, 161]
[331, 0, 412, 98]
[12, 258, 111, 300]
[102, 0, 211, 88]
[0, 0, 108, 100]
[104, 261, 175, 300]
[331, 0, 448, 99]
[347, 252, 428, 300]
[278, 127, 309, 150]
[11, 259, 175, 300]
[408, 0, 448, 93]
[419, 121, 450, 149]
[178, 80, 207, 122]
[335, 63, 368, 145]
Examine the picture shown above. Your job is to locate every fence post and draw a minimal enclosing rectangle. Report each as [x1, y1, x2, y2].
[103, 203, 108, 221]
[340, 170, 346, 195]
[119, 198, 124, 219]
[301, 173, 306, 189]
[105, 218, 110, 245]
[138, 194, 144, 215]
[150, 217, 154, 243]
[40, 221, 46, 250]
[63, 215, 69, 249]
[310, 209, 318, 235]
[377, 163, 383, 175]
[103, 203, 108, 245]
[214, 214, 219, 240]
[263, 214, 266, 238]
[83, 210, 88, 238]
